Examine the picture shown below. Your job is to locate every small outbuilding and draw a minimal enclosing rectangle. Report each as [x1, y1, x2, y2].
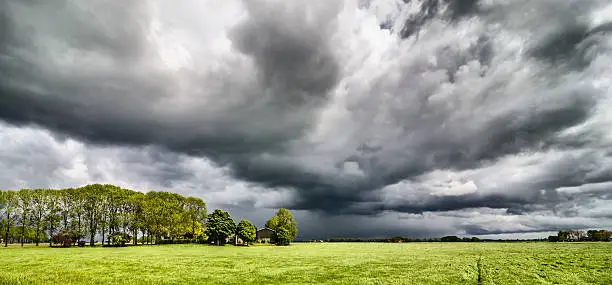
[256, 227, 275, 243]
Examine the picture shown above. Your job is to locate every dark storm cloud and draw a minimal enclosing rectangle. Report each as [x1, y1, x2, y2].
[231, 1, 340, 100]
[1, 0, 612, 223]
[531, 21, 612, 69]
[0, 0, 340, 176]
[387, 193, 528, 214]
[399, 0, 481, 39]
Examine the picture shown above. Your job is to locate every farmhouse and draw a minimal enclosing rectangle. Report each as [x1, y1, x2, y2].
[256, 227, 275, 243]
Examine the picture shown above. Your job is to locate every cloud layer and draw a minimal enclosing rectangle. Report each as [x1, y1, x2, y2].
[1, 0, 612, 238]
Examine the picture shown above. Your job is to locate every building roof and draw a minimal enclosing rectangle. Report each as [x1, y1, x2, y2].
[257, 227, 275, 232]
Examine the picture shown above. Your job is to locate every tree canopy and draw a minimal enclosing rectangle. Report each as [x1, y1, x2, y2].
[0, 186, 303, 248]
[236, 220, 256, 244]
[265, 208, 298, 246]
[205, 209, 236, 246]
[0, 185, 207, 247]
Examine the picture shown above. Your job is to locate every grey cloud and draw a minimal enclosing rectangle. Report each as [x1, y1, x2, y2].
[231, 0, 340, 99]
[1, 0, 612, 224]
[0, 0, 342, 191]
[399, 0, 481, 39]
[0, 122, 292, 210]
[3, 121, 611, 239]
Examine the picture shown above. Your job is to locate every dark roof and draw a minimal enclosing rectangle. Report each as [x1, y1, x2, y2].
[257, 227, 275, 232]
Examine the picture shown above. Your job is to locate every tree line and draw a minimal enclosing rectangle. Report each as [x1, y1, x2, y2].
[0, 185, 207, 247]
[319, 231, 612, 243]
[0, 185, 298, 247]
[322, 236, 482, 243]
[548, 230, 612, 242]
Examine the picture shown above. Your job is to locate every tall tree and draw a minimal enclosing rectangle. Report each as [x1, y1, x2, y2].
[2, 191, 17, 247]
[69, 188, 86, 244]
[265, 208, 298, 246]
[127, 191, 146, 245]
[206, 209, 235, 246]
[30, 189, 48, 246]
[185, 197, 207, 239]
[145, 191, 165, 244]
[236, 220, 256, 245]
[82, 185, 103, 246]
[17, 189, 33, 246]
[98, 189, 110, 246]
[58, 189, 73, 230]
[167, 193, 188, 241]
[45, 191, 61, 247]
[105, 185, 125, 244]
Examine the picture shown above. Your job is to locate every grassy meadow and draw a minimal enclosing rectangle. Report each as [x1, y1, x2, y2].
[1, 242, 611, 284]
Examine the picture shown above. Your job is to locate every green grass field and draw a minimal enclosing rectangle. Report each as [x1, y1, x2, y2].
[1, 242, 611, 284]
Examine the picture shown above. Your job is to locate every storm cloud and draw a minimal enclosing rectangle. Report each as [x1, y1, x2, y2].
[1, 0, 612, 238]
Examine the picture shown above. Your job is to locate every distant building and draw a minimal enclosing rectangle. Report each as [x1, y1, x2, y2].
[256, 228, 275, 243]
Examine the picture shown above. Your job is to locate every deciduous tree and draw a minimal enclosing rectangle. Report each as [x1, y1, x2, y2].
[45, 191, 61, 247]
[265, 208, 298, 246]
[17, 189, 33, 246]
[206, 209, 235, 246]
[1, 191, 16, 247]
[31, 189, 48, 246]
[185, 197, 207, 239]
[236, 220, 256, 245]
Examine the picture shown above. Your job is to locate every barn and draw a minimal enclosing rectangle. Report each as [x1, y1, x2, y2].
[256, 228, 275, 243]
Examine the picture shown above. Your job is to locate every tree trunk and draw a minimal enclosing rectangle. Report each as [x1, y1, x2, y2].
[20, 214, 25, 247]
[63, 213, 68, 230]
[49, 226, 54, 247]
[107, 225, 111, 246]
[4, 226, 9, 247]
[77, 214, 82, 243]
[35, 225, 40, 246]
[4, 211, 9, 247]
[4, 227, 8, 247]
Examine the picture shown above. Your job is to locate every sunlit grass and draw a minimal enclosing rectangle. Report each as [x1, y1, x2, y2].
[1, 242, 610, 284]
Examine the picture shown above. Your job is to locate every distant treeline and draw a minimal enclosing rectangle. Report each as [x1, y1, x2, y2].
[319, 236, 482, 243]
[548, 230, 612, 242]
[311, 230, 612, 243]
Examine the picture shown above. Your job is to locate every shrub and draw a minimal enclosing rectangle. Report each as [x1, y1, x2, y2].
[51, 230, 75, 248]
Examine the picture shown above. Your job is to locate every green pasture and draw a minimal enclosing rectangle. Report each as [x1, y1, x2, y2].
[1, 242, 610, 284]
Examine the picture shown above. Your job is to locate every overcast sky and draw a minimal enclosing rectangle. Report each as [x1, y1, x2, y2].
[1, 0, 612, 239]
